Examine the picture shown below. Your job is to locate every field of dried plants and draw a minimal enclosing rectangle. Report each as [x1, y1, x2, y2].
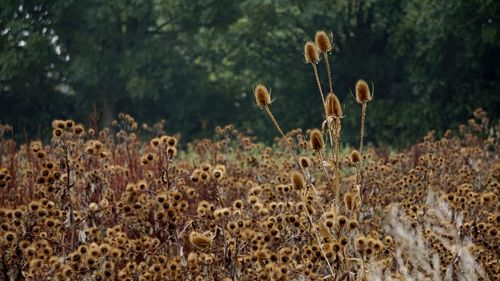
[0, 31, 498, 281]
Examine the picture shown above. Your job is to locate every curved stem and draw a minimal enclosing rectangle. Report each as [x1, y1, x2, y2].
[264, 106, 303, 174]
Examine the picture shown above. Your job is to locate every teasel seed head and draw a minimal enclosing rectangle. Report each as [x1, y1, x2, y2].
[355, 235, 367, 252]
[337, 215, 347, 227]
[299, 156, 311, 168]
[325, 92, 342, 118]
[212, 167, 224, 180]
[189, 232, 213, 248]
[350, 150, 361, 163]
[291, 171, 305, 190]
[348, 219, 359, 230]
[355, 79, 372, 104]
[254, 84, 271, 108]
[315, 31, 332, 53]
[74, 124, 84, 136]
[344, 192, 354, 210]
[309, 129, 324, 151]
[304, 41, 319, 64]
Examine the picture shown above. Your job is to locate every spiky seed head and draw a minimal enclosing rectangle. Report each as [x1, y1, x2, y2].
[315, 31, 331, 53]
[332, 242, 341, 252]
[212, 168, 224, 179]
[355, 236, 367, 251]
[348, 220, 359, 230]
[4, 231, 16, 242]
[254, 84, 271, 108]
[372, 240, 384, 253]
[309, 129, 324, 151]
[325, 92, 342, 118]
[337, 215, 347, 227]
[189, 232, 213, 248]
[65, 120, 74, 128]
[299, 156, 311, 168]
[350, 150, 361, 163]
[53, 128, 63, 138]
[355, 80, 372, 104]
[166, 146, 177, 158]
[344, 193, 354, 210]
[291, 172, 305, 189]
[304, 41, 319, 64]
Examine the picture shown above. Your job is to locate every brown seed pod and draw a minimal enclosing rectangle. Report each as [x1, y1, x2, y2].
[300, 156, 311, 168]
[254, 84, 271, 108]
[350, 150, 361, 163]
[4, 231, 16, 243]
[189, 232, 213, 248]
[74, 125, 84, 136]
[348, 219, 359, 230]
[325, 92, 342, 118]
[344, 193, 354, 210]
[304, 41, 319, 64]
[315, 31, 332, 53]
[53, 128, 63, 138]
[355, 235, 367, 252]
[291, 171, 305, 189]
[337, 215, 347, 227]
[355, 80, 372, 104]
[309, 129, 324, 151]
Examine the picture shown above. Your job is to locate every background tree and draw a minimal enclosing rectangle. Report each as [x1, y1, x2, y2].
[1, 0, 499, 146]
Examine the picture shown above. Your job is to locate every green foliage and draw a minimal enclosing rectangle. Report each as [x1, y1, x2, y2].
[1, 0, 499, 146]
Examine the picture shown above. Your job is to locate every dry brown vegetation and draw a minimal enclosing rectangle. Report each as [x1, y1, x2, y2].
[0, 31, 499, 281]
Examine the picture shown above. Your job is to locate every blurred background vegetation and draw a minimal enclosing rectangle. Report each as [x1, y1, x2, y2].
[1, 0, 499, 147]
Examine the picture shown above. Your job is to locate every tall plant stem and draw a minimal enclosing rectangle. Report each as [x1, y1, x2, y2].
[334, 119, 341, 209]
[311, 63, 326, 107]
[324, 54, 333, 93]
[318, 149, 334, 204]
[359, 103, 367, 156]
[303, 205, 336, 278]
[325, 122, 338, 207]
[63, 143, 76, 250]
[264, 106, 303, 174]
[359, 103, 367, 185]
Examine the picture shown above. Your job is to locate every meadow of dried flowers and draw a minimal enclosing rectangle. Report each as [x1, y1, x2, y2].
[0, 31, 498, 281]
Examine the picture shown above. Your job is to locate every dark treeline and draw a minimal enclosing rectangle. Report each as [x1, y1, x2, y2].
[1, 0, 499, 147]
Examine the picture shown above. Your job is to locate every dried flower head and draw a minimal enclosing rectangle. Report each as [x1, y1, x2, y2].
[304, 41, 319, 64]
[189, 232, 213, 248]
[325, 92, 342, 118]
[355, 79, 372, 104]
[299, 156, 311, 168]
[309, 129, 324, 151]
[254, 84, 271, 108]
[291, 171, 305, 189]
[344, 193, 354, 210]
[350, 150, 361, 163]
[315, 31, 332, 53]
